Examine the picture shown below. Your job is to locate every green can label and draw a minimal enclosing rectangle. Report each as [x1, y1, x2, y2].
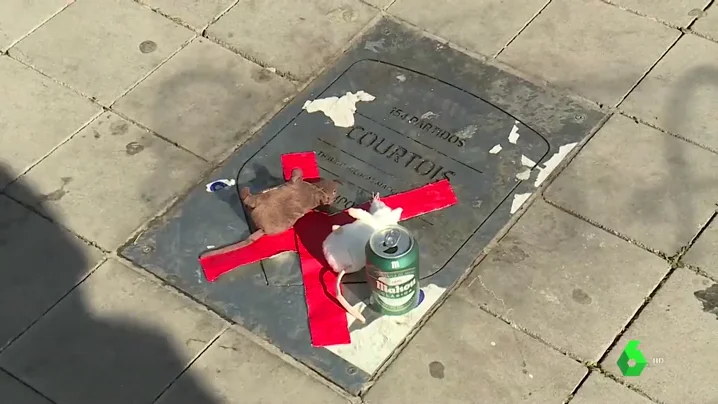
[367, 267, 419, 314]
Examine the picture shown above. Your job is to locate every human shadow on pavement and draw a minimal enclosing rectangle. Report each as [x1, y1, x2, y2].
[0, 163, 220, 404]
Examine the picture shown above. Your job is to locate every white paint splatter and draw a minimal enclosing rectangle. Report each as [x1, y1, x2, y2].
[206, 245, 215, 249]
[421, 111, 437, 120]
[266, 67, 277, 73]
[508, 121, 520, 144]
[510, 193, 532, 214]
[521, 155, 535, 167]
[533, 142, 578, 187]
[364, 39, 385, 53]
[326, 284, 446, 374]
[302, 91, 375, 128]
[455, 124, 478, 139]
[396, 74, 406, 82]
[489, 144, 502, 154]
[529, 374, 534, 379]
[491, 341, 496, 346]
[516, 169, 531, 181]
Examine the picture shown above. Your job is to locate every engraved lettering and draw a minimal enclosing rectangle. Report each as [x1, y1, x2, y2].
[386, 106, 465, 149]
[408, 116, 419, 124]
[387, 146, 407, 163]
[405, 152, 422, 168]
[334, 195, 354, 209]
[443, 171, 456, 181]
[415, 160, 435, 175]
[430, 165, 445, 180]
[359, 131, 378, 146]
[347, 126, 364, 140]
[373, 138, 394, 155]
[316, 149, 394, 193]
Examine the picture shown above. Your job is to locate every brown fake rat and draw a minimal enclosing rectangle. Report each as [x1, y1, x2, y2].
[201, 168, 340, 257]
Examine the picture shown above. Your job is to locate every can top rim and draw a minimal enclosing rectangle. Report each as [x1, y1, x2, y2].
[369, 225, 413, 259]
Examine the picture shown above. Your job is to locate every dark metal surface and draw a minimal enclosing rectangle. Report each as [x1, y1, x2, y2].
[120, 18, 605, 395]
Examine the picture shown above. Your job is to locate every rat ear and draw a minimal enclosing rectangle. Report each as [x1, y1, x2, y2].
[290, 168, 303, 183]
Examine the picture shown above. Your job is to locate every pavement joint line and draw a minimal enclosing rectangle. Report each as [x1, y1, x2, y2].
[0, 256, 108, 354]
[598, 0, 698, 30]
[111, 253, 358, 400]
[130, 0, 201, 33]
[1, 0, 76, 54]
[614, 33, 684, 108]
[105, 105, 211, 163]
[151, 324, 231, 403]
[382, 0, 398, 11]
[672, 210, 717, 262]
[108, 33, 200, 108]
[493, 0, 554, 59]
[616, 110, 718, 155]
[0, 367, 58, 404]
[0, 109, 104, 194]
[561, 370, 592, 404]
[679, 262, 718, 284]
[199, 0, 244, 34]
[542, 198, 673, 262]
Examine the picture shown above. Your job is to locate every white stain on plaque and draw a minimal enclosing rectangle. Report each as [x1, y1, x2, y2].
[508, 121, 520, 144]
[489, 144, 502, 154]
[521, 155, 535, 167]
[533, 142, 578, 187]
[396, 74, 407, 82]
[302, 91, 375, 128]
[455, 124, 478, 139]
[510, 192, 532, 214]
[325, 284, 446, 375]
[516, 169, 531, 181]
[421, 111, 437, 120]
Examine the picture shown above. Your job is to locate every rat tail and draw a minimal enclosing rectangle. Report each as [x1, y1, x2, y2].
[335, 270, 366, 324]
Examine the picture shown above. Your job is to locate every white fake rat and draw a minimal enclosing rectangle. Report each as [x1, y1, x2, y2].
[322, 193, 403, 324]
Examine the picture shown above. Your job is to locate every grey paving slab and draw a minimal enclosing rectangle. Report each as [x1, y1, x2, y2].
[135, 0, 235, 29]
[363, 0, 393, 9]
[692, 8, 718, 40]
[389, 0, 547, 57]
[121, 18, 605, 393]
[0, 195, 103, 350]
[0, 0, 66, 51]
[5, 112, 208, 251]
[683, 219, 718, 279]
[114, 37, 296, 161]
[157, 328, 349, 404]
[364, 296, 587, 404]
[0, 370, 51, 404]
[498, 0, 679, 107]
[458, 200, 669, 362]
[206, 0, 377, 81]
[0, 56, 100, 190]
[9, 0, 194, 105]
[570, 372, 654, 404]
[620, 34, 718, 152]
[601, 268, 718, 404]
[606, 0, 709, 27]
[0, 259, 227, 404]
[545, 114, 718, 256]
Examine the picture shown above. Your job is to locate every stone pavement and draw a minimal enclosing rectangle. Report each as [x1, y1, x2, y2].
[0, 0, 717, 403]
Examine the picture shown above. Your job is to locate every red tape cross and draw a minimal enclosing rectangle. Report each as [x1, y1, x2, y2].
[199, 151, 458, 347]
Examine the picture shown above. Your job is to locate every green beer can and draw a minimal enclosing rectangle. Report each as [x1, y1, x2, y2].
[365, 224, 420, 316]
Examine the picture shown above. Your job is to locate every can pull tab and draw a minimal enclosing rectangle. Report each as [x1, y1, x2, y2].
[382, 229, 401, 254]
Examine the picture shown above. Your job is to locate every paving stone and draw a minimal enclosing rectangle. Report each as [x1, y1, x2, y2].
[135, 0, 235, 29]
[206, 0, 377, 81]
[458, 200, 669, 362]
[683, 219, 718, 279]
[10, 0, 194, 105]
[692, 8, 718, 40]
[114, 38, 295, 161]
[601, 269, 718, 404]
[0, 0, 66, 50]
[0, 370, 52, 404]
[5, 112, 208, 251]
[0, 259, 227, 404]
[364, 296, 587, 404]
[498, 0, 679, 107]
[607, 0, 709, 27]
[544, 114, 718, 256]
[570, 372, 654, 404]
[389, 0, 547, 57]
[0, 56, 100, 190]
[0, 195, 103, 350]
[363, 0, 393, 8]
[620, 34, 718, 152]
[156, 328, 349, 404]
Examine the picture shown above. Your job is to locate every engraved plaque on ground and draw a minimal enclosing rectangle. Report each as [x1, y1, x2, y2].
[120, 18, 605, 395]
